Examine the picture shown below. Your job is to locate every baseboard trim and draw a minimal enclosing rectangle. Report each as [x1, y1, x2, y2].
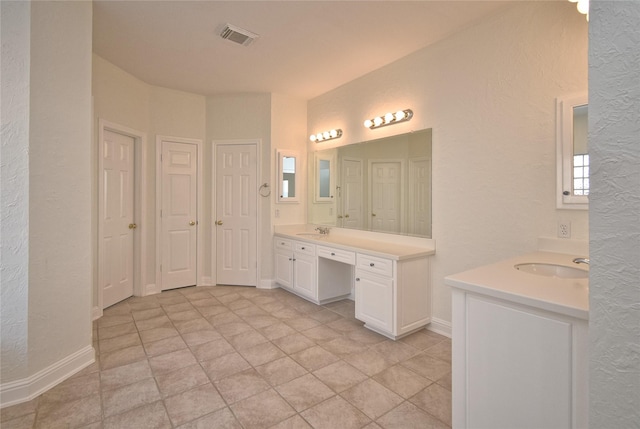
[258, 279, 277, 289]
[0, 345, 95, 408]
[144, 283, 159, 296]
[199, 276, 213, 286]
[92, 306, 102, 321]
[427, 317, 452, 338]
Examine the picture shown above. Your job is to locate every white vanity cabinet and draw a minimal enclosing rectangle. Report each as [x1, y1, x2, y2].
[273, 228, 435, 339]
[356, 254, 430, 339]
[274, 239, 317, 301]
[447, 252, 589, 429]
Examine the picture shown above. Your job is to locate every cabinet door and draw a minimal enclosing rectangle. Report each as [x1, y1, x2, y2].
[275, 251, 293, 288]
[355, 271, 393, 333]
[294, 253, 317, 300]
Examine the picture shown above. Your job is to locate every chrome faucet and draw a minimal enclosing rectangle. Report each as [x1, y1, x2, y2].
[315, 226, 330, 235]
[573, 257, 590, 266]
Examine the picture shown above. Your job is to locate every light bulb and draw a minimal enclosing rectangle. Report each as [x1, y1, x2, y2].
[316, 133, 323, 141]
[568, 0, 578, 3]
[384, 113, 394, 123]
[330, 129, 338, 138]
[323, 131, 330, 139]
[373, 117, 383, 127]
[577, 0, 589, 14]
[395, 110, 406, 121]
[364, 119, 373, 128]
[310, 134, 317, 142]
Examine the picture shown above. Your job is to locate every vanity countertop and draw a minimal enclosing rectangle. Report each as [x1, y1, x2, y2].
[445, 251, 589, 320]
[274, 226, 435, 261]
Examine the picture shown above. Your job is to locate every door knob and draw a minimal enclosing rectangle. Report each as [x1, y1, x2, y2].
[189, 221, 196, 226]
[337, 215, 343, 219]
[128, 223, 137, 229]
[371, 213, 377, 217]
[345, 214, 350, 218]
[215, 220, 223, 225]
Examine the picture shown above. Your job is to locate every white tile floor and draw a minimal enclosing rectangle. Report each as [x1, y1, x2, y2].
[1, 286, 451, 428]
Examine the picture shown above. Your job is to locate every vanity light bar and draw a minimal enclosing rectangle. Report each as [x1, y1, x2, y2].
[310, 129, 342, 143]
[364, 109, 413, 129]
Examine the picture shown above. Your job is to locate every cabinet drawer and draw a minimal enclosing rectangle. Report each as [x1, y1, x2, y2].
[317, 246, 356, 265]
[275, 238, 292, 251]
[357, 253, 393, 277]
[294, 241, 316, 256]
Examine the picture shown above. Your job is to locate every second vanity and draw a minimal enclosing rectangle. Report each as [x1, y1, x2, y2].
[273, 225, 436, 339]
[446, 248, 589, 429]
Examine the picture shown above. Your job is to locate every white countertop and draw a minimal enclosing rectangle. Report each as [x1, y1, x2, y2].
[274, 226, 435, 261]
[445, 251, 589, 320]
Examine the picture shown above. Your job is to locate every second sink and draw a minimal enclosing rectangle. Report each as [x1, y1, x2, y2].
[514, 263, 588, 279]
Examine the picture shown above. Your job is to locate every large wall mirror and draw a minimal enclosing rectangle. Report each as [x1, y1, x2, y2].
[308, 129, 432, 238]
[557, 94, 588, 209]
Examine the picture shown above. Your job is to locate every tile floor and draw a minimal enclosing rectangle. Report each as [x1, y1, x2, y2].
[1, 286, 452, 429]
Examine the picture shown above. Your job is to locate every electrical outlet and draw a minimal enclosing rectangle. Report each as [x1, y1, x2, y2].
[558, 221, 571, 238]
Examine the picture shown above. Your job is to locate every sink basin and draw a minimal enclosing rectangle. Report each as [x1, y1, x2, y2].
[296, 232, 324, 237]
[514, 263, 588, 279]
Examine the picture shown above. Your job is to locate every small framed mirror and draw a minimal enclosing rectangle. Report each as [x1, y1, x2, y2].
[315, 153, 334, 202]
[277, 150, 298, 203]
[557, 93, 588, 210]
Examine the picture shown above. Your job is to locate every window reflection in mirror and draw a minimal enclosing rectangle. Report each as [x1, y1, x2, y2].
[318, 159, 331, 198]
[572, 105, 588, 196]
[557, 94, 588, 209]
[277, 151, 299, 203]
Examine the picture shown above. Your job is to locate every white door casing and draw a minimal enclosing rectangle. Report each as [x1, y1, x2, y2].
[97, 120, 147, 313]
[369, 161, 403, 233]
[156, 136, 203, 291]
[215, 142, 258, 286]
[341, 158, 363, 229]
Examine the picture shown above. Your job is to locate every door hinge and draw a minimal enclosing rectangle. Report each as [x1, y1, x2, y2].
[160, 209, 162, 217]
[160, 153, 163, 162]
[160, 264, 162, 272]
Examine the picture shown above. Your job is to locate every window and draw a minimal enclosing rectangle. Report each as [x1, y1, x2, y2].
[573, 154, 589, 196]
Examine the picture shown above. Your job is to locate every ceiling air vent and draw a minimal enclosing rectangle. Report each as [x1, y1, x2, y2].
[220, 24, 259, 47]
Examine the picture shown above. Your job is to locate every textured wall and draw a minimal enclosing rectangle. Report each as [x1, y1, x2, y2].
[308, 2, 588, 325]
[27, 0, 94, 372]
[0, 0, 31, 383]
[272, 94, 308, 227]
[589, 1, 640, 426]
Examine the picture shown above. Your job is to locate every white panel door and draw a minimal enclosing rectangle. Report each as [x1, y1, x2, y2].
[216, 144, 257, 286]
[161, 141, 197, 290]
[342, 158, 363, 229]
[370, 162, 401, 233]
[102, 130, 134, 308]
[409, 158, 431, 237]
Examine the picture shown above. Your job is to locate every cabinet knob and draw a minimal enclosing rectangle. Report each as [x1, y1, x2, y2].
[356, 278, 360, 281]
[289, 258, 292, 261]
[331, 252, 335, 256]
[301, 247, 305, 250]
[369, 263, 375, 267]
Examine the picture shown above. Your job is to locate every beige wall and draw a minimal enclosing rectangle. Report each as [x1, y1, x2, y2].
[308, 2, 589, 325]
[92, 55, 207, 297]
[0, 0, 93, 388]
[272, 94, 308, 227]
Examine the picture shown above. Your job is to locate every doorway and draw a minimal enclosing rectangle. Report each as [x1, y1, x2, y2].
[213, 140, 259, 286]
[98, 120, 147, 311]
[156, 136, 203, 291]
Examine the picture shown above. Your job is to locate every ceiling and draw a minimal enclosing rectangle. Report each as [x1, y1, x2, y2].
[93, 1, 514, 100]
